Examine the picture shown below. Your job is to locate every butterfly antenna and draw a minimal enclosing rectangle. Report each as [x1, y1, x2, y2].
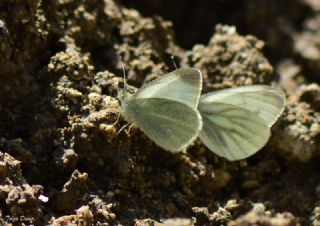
[171, 56, 178, 70]
[121, 60, 127, 92]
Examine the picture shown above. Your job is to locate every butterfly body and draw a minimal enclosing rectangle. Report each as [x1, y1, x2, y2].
[119, 91, 135, 123]
[118, 68, 203, 152]
[199, 85, 285, 161]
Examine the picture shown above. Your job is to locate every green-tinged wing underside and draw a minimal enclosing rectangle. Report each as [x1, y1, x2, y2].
[199, 102, 270, 161]
[135, 68, 202, 109]
[200, 85, 285, 126]
[131, 98, 202, 152]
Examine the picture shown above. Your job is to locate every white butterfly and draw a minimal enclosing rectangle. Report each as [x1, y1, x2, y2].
[199, 85, 285, 161]
[118, 68, 203, 152]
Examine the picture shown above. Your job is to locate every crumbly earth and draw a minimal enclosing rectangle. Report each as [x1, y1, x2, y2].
[0, 0, 319, 225]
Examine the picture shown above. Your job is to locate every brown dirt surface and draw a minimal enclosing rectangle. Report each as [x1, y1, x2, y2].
[0, 0, 319, 225]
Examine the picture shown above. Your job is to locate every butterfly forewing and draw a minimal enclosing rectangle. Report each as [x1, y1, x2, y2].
[135, 68, 202, 109]
[200, 85, 285, 126]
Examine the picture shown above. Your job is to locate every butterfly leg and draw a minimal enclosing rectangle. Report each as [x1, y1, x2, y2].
[126, 124, 134, 135]
[117, 123, 128, 135]
[112, 111, 121, 126]
[170, 55, 178, 70]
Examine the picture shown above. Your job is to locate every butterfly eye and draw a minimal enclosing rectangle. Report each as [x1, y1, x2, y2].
[118, 81, 125, 89]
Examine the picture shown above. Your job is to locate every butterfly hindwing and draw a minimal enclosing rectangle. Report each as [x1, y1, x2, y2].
[131, 98, 202, 152]
[199, 102, 270, 160]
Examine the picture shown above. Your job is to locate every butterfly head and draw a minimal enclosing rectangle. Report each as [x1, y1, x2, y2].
[118, 89, 130, 104]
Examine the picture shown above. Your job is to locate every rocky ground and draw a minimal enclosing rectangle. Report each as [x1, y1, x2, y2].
[0, 0, 320, 225]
